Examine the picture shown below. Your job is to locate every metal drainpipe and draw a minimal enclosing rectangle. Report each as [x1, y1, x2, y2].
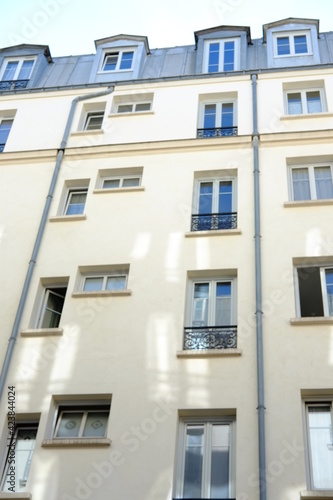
[0, 86, 115, 402]
[251, 73, 267, 500]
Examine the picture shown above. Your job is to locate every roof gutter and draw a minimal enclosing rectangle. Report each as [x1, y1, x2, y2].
[0, 85, 115, 402]
[252, 73, 267, 500]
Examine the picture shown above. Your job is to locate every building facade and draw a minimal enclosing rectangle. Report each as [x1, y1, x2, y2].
[0, 17, 333, 500]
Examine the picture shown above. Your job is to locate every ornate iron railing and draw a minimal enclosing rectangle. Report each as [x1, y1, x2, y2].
[183, 326, 237, 350]
[191, 212, 237, 231]
[197, 126, 238, 138]
[0, 80, 29, 91]
[0, 144, 5, 153]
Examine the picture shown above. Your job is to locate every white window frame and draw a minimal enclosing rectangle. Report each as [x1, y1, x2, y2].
[198, 99, 237, 134]
[289, 164, 333, 201]
[102, 174, 142, 190]
[54, 407, 109, 439]
[63, 188, 88, 215]
[284, 88, 325, 115]
[193, 177, 237, 214]
[273, 31, 312, 57]
[81, 271, 128, 292]
[187, 277, 237, 327]
[303, 399, 333, 491]
[100, 49, 135, 73]
[295, 265, 333, 318]
[0, 57, 36, 81]
[116, 101, 152, 114]
[0, 422, 39, 492]
[84, 111, 104, 131]
[203, 38, 240, 72]
[0, 118, 13, 152]
[35, 285, 67, 329]
[174, 416, 236, 499]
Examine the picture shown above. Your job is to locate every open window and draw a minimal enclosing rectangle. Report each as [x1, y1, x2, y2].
[296, 265, 333, 318]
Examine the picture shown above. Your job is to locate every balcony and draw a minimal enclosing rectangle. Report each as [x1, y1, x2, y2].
[191, 212, 237, 231]
[0, 80, 29, 91]
[197, 126, 238, 138]
[183, 326, 237, 350]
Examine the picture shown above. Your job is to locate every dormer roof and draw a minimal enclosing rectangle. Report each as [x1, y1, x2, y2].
[94, 34, 150, 54]
[194, 25, 252, 46]
[263, 17, 320, 42]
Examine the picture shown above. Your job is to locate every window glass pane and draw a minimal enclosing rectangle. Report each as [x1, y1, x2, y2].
[219, 181, 232, 213]
[2, 427, 37, 492]
[199, 182, 213, 214]
[208, 43, 219, 73]
[135, 102, 151, 112]
[56, 412, 83, 438]
[292, 168, 311, 201]
[119, 51, 134, 70]
[314, 166, 333, 199]
[84, 277, 104, 291]
[66, 191, 87, 215]
[117, 104, 133, 113]
[18, 60, 34, 80]
[308, 406, 333, 489]
[103, 179, 120, 189]
[41, 288, 66, 328]
[106, 276, 126, 291]
[122, 177, 140, 187]
[287, 93, 302, 115]
[215, 282, 231, 325]
[277, 37, 290, 55]
[223, 41, 235, 71]
[82, 411, 108, 437]
[193, 283, 209, 326]
[325, 269, 333, 316]
[0, 120, 13, 146]
[103, 53, 118, 71]
[221, 103, 234, 130]
[204, 104, 216, 129]
[294, 35, 308, 54]
[211, 424, 230, 499]
[2, 61, 18, 80]
[183, 425, 204, 498]
[85, 113, 103, 130]
[307, 91, 322, 114]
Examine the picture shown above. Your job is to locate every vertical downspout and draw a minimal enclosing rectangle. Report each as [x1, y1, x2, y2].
[0, 86, 114, 402]
[252, 73, 267, 500]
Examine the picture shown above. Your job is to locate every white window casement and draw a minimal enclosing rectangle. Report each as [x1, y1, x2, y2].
[174, 416, 236, 499]
[82, 272, 128, 293]
[290, 165, 333, 201]
[296, 266, 333, 318]
[198, 99, 237, 138]
[84, 111, 104, 131]
[285, 89, 325, 115]
[73, 265, 131, 297]
[192, 176, 237, 231]
[101, 50, 134, 72]
[95, 167, 143, 192]
[203, 38, 240, 72]
[0, 422, 39, 492]
[0, 58, 35, 89]
[64, 188, 88, 215]
[42, 396, 112, 446]
[274, 31, 311, 57]
[0, 118, 13, 152]
[102, 175, 141, 189]
[116, 102, 152, 113]
[111, 93, 153, 115]
[36, 285, 67, 329]
[304, 401, 333, 491]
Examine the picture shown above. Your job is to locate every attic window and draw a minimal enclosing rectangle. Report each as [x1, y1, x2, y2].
[102, 50, 134, 72]
[273, 31, 311, 57]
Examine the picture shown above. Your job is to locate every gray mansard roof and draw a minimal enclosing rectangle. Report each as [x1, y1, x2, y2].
[1, 19, 333, 92]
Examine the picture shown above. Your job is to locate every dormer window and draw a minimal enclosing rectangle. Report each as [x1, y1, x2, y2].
[0, 58, 35, 90]
[274, 31, 311, 57]
[203, 39, 239, 73]
[102, 50, 134, 72]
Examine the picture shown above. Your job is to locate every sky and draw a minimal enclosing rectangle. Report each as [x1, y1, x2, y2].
[0, 0, 332, 57]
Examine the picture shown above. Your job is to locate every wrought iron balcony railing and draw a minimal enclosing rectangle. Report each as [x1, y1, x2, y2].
[191, 212, 237, 231]
[183, 326, 237, 350]
[197, 126, 238, 138]
[0, 144, 5, 153]
[0, 80, 29, 91]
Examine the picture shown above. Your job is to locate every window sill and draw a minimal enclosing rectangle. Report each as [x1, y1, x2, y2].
[185, 229, 241, 237]
[281, 112, 333, 121]
[49, 214, 87, 222]
[0, 494, 32, 500]
[300, 491, 333, 499]
[290, 317, 333, 326]
[42, 438, 111, 447]
[21, 327, 63, 337]
[72, 290, 132, 298]
[108, 111, 154, 117]
[71, 130, 104, 137]
[284, 199, 333, 208]
[93, 186, 145, 194]
[177, 348, 242, 358]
